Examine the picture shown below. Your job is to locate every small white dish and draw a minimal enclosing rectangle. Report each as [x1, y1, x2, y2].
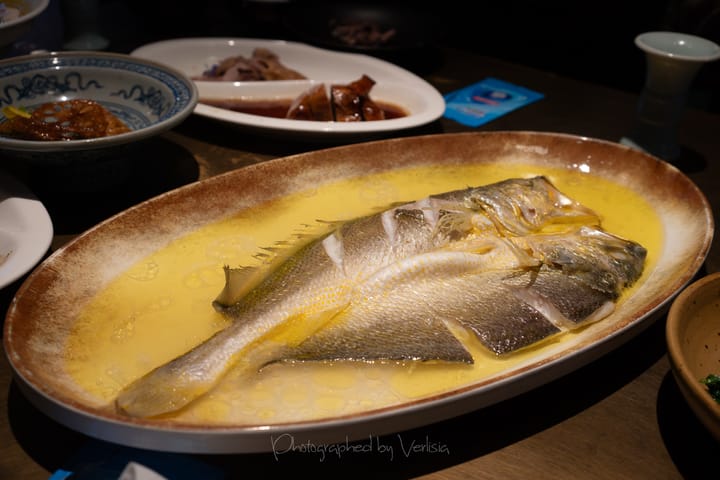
[0, 170, 52, 289]
[131, 38, 446, 140]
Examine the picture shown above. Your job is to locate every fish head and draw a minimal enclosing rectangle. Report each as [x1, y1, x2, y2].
[463, 176, 602, 235]
[528, 226, 648, 293]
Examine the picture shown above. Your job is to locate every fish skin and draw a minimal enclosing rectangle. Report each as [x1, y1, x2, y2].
[115, 176, 633, 418]
[277, 226, 647, 361]
[270, 250, 524, 365]
[452, 226, 647, 354]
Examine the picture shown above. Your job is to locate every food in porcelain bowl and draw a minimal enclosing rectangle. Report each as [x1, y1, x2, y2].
[666, 272, 720, 441]
[0, 50, 198, 161]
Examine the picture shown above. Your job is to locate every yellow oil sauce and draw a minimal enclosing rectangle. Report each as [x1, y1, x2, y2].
[64, 164, 663, 424]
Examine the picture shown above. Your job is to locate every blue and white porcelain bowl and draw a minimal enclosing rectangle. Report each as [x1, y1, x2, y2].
[0, 51, 198, 157]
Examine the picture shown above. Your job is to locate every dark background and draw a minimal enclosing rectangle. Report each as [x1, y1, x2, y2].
[16, 0, 720, 113]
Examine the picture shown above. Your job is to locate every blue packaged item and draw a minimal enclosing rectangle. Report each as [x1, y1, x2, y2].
[443, 77, 544, 127]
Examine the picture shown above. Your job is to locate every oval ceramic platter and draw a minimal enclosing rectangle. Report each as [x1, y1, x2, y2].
[130, 38, 445, 140]
[3, 132, 713, 454]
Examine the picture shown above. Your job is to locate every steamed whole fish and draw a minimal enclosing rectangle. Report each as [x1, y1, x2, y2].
[115, 176, 646, 418]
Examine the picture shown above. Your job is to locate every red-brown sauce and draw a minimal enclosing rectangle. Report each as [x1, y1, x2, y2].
[0, 99, 130, 141]
[200, 98, 409, 121]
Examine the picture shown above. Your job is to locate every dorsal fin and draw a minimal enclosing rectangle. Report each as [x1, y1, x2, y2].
[212, 220, 344, 309]
[213, 265, 268, 309]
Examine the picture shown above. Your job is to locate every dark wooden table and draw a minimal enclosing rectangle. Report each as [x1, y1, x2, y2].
[1, 47, 719, 479]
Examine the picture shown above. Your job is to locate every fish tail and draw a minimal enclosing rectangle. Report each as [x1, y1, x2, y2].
[115, 318, 262, 417]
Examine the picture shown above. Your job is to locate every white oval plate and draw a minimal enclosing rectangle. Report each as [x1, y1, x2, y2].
[0, 171, 52, 289]
[130, 38, 446, 140]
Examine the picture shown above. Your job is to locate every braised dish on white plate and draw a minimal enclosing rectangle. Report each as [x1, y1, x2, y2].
[131, 38, 445, 139]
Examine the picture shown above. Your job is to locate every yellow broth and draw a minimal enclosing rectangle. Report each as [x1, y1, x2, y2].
[64, 164, 663, 424]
